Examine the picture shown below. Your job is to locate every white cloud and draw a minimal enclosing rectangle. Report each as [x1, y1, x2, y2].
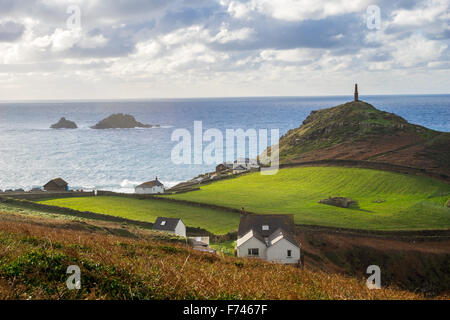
[225, 1, 253, 19]
[391, 34, 447, 67]
[79, 34, 108, 49]
[260, 48, 318, 62]
[0, 0, 449, 99]
[236, 0, 370, 21]
[212, 26, 255, 43]
[51, 28, 79, 51]
[391, 0, 450, 26]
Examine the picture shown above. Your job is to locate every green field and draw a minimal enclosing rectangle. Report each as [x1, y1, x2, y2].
[37, 196, 239, 235]
[37, 167, 450, 232]
[165, 167, 450, 230]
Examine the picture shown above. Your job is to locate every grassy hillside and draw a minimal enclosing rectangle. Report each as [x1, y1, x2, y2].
[37, 196, 239, 235]
[0, 211, 433, 300]
[166, 167, 450, 230]
[270, 101, 450, 176]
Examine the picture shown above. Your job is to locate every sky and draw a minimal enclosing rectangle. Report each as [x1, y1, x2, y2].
[0, 0, 449, 100]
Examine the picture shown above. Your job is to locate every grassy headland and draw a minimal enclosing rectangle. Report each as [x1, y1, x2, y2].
[272, 101, 450, 177]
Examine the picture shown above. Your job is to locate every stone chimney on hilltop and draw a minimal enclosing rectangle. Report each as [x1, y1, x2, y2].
[354, 83, 359, 102]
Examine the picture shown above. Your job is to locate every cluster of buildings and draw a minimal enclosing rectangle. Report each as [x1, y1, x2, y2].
[133, 157, 260, 195]
[215, 157, 260, 175]
[5, 167, 301, 265]
[152, 211, 301, 265]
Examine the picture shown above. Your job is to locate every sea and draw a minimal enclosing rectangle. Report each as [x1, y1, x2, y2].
[0, 94, 449, 193]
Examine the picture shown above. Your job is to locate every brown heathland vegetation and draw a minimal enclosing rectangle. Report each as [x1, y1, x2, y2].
[0, 211, 443, 300]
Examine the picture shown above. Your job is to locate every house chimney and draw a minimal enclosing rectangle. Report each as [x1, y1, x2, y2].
[155, 176, 158, 181]
[354, 83, 359, 102]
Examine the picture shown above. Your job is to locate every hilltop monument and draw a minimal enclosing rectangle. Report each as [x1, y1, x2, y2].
[354, 84, 359, 101]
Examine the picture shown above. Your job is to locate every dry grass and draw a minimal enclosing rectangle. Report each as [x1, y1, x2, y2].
[0, 211, 444, 300]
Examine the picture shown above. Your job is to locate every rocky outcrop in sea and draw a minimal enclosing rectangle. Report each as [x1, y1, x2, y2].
[50, 117, 78, 129]
[91, 113, 159, 129]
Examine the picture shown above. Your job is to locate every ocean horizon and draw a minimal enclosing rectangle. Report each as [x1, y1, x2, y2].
[1, 94, 449, 192]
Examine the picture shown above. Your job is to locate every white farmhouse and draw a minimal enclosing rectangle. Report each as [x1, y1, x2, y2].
[233, 164, 248, 174]
[152, 217, 186, 237]
[135, 177, 165, 194]
[233, 157, 259, 172]
[236, 214, 300, 264]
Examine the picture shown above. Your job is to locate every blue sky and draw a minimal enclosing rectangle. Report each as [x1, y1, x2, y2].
[0, 0, 449, 99]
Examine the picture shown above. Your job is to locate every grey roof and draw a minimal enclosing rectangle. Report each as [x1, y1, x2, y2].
[152, 217, 181, 231]
[236, 228, 266, 247]
[44, 178, 68, 187]
[238, 214, 295, 238]
[136, 179, 164, 188]
[248, 228, 266, 244]
[267, 227, 299, 248]
[237, 214, 299, 248]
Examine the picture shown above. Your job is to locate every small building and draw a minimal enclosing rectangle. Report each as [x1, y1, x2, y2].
[216, 163, 227, 174]
[43, 178, 68, 192]
[224, 162, 234, 169]
[233, 164, 248, 174]
[236, 214, 300, 264]
[152, 217, 186, 237]
[188, 236, 210, 248]
[135, 177, 165, 194]
[234, 157, 259, 169]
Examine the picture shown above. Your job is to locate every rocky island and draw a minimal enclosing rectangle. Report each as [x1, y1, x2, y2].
[91, 113, 159, 129]
[50, 117, 78, 129]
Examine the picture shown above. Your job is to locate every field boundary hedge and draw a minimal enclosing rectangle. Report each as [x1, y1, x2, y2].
[0, 191, 94, 201]
[96, 190, 250, 215]
[0, 196, 236, 239]
[279, 159, 449, 183]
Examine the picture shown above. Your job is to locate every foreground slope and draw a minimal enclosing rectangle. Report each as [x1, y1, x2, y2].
[167, 167, 450, 230]
[0, 211, 434, 300]
[271, 101, 450, 178]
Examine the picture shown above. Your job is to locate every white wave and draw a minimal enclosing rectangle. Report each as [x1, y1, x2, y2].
[120, 179, 141, 188]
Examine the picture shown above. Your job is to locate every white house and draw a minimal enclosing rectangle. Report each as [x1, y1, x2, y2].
[152, 217, 186, 237]
[233, 158, 259, 172]
[135, 177, 165, 194]
[233, 164, 248, 174]
[236, 214, 300, 264]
